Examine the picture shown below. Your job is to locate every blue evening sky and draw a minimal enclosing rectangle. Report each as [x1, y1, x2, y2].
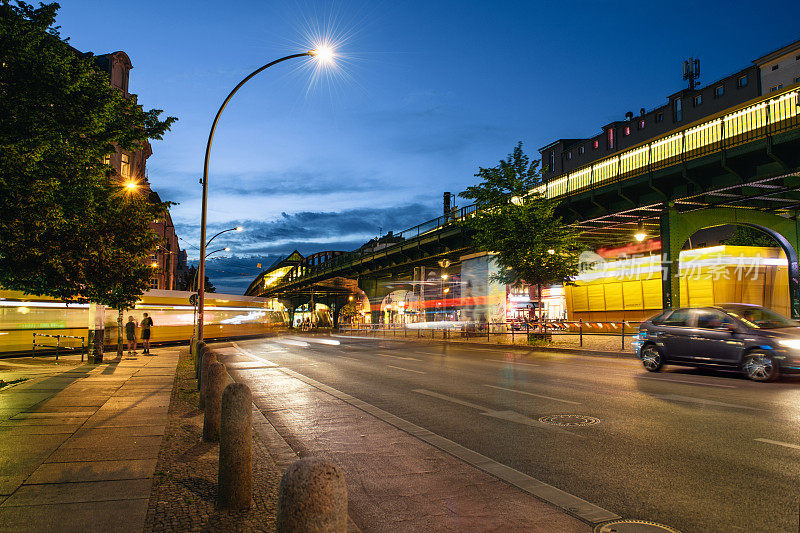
[57, 0, 798, 293]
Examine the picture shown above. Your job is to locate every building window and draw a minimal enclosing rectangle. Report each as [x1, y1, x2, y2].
[771, 64, 779, 71]
[624, 126, 631, 136]
[549, 151, 554, 172]
[579, 146, 584, 155]
[593, 140, 599, 149]
[607, 128, 614, 150]
[674, 98, 682, 122]
[714, 85, 724, 98]
[694, 95, 702, 106]
[639, 120, 645, 130]
[656, 112, 664, 123]
[769, 84, 783, 92]
[796, 54, 800, 61]
[795, 76, 800, 84]
[566, 151, 572, 160]
[120, 153, 130, 179]
[150, 278, 159, 289]
[102, 154, 111, 165]
[738, 75, 748, 88]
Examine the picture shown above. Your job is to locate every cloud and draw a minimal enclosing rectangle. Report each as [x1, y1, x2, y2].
[176, 202, 441, 261]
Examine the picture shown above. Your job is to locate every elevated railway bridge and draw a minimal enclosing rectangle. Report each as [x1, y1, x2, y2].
[248, 86, 800, 321]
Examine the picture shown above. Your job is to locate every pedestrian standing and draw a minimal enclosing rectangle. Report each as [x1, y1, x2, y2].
[141, 312, 154, 355]
[125, 316, 137, 356]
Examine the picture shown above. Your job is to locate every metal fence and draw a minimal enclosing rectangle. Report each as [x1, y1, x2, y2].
[32, 333, 86, 361]
[338, 320, 642, 351]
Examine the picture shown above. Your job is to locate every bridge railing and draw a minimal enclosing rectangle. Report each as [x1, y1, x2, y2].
[338, 319, 643, 352]
[275, 86, 800, 289]
[532, 86, 800, 200]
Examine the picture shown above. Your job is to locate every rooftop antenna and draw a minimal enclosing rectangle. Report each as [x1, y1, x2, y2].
[683, 57, 700, 90]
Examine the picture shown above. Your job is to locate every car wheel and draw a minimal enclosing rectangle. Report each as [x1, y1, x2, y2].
[641, 344, 664, 372]
[742, 350, 779, 382]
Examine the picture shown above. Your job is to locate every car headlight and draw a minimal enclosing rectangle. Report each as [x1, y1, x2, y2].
[778, 339, 800, 350]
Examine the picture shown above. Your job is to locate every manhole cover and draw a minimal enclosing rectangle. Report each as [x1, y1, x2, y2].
[595, 519, 681, 533]
[538, 414, 600, 427]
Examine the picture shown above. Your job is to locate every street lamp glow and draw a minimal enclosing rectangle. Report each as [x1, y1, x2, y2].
[235, 226, 244, 232]
[125, 182, 138, 191]
[310, 46, 335, 63]
[441, 274, 448, 280]
[150, 261, 158, 268]
[224, 247, 231, 252]
[634, 220, 647, 242]
[548, 249, 556, 255]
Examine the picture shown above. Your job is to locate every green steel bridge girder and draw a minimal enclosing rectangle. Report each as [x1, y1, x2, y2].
[660, 206, 800, 318]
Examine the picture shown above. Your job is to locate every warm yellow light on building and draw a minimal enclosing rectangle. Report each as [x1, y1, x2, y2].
[151, 261, 158, 268]
[348, 295, 354, 301]
[634, 220, 647, 242]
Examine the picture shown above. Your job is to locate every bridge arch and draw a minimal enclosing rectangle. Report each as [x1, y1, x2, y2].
[662, 207, 800, 317]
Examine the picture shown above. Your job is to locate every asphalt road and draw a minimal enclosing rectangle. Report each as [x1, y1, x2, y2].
[236, 334, 800, 532]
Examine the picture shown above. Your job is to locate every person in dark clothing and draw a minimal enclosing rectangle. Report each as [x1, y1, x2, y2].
[125, 316, 137, 355]
[141, 313, 153, 355]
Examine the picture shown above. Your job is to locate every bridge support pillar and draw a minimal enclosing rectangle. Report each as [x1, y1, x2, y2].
[660, 206, 680, 310]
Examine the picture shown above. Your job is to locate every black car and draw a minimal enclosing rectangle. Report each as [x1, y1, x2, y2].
[633, 304, 800, 382]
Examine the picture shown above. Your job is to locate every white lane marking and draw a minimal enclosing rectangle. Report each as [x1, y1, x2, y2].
[272, 338, 309, 348]
[287, 336, 340, 345]
[489, 360, 540, 367]
[755, 438, 800, 450]
[414, 389, 486, 410]
[379, 353, 422, 362]
[412, 389, 580, 437]
[653, 394, 764, 411]
[638, 375, 737, 389]
[485, 384, 580, 405]
[387, 365, 426, 374]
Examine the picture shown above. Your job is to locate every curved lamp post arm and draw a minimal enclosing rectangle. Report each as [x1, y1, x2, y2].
[197, 52, 311, 341]
[206, 226, 241, 248]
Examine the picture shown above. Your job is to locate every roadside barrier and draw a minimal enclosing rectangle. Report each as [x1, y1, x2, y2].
[218, 382, 253, 509]
[277, 457, 348, 533]
[340, 319, 642, 351]
[32, 333, 86, 361]
[199, 352, 217, 409]
[203, 361, 226, 442]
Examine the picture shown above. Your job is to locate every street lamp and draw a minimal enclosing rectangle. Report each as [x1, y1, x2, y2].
[197, 49, 333, 341]
[207, 226, 243, 248]
[634, 220, 647, 242]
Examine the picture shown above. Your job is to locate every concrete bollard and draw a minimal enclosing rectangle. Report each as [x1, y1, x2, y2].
[199, 352, 217, 408]
[218, 382, 252, 509]
[202, 361, 226, 442]
[277, 457, 348, 533]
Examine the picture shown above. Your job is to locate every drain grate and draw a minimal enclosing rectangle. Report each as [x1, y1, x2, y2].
[538, 414, 600, 427]
[595, 519, 681, 533]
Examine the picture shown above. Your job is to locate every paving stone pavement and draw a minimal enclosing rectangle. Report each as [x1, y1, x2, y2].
[142, 347, 285, 533]
[0, 349, 179, 533]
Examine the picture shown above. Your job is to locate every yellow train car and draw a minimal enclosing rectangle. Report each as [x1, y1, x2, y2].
[0, 289, 288, 355]
[566, 245, 789, 324]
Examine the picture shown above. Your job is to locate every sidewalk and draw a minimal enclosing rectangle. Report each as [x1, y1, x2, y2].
[0, 349, 178, 533]
[221, 343, 602, 532]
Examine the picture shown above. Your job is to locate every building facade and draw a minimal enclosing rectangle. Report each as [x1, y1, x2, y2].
[754, 38, 800, 95]
[88, 50, 181, 290]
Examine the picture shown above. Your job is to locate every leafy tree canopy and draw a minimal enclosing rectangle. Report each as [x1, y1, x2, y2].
[178, 265, 216, 293]
[460, 143, 583, 299]
[724, 226, 777, 248]
[0, 1, 177, 308]
[460, 142, 542, 206]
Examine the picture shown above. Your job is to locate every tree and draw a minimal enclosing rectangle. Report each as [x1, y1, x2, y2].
[724, 226, 776, 248]
[0, 2, 176, 359]
[178, 266, 216, 293]
[0, 1, 176, 299]
[460, 142, 583, 322]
